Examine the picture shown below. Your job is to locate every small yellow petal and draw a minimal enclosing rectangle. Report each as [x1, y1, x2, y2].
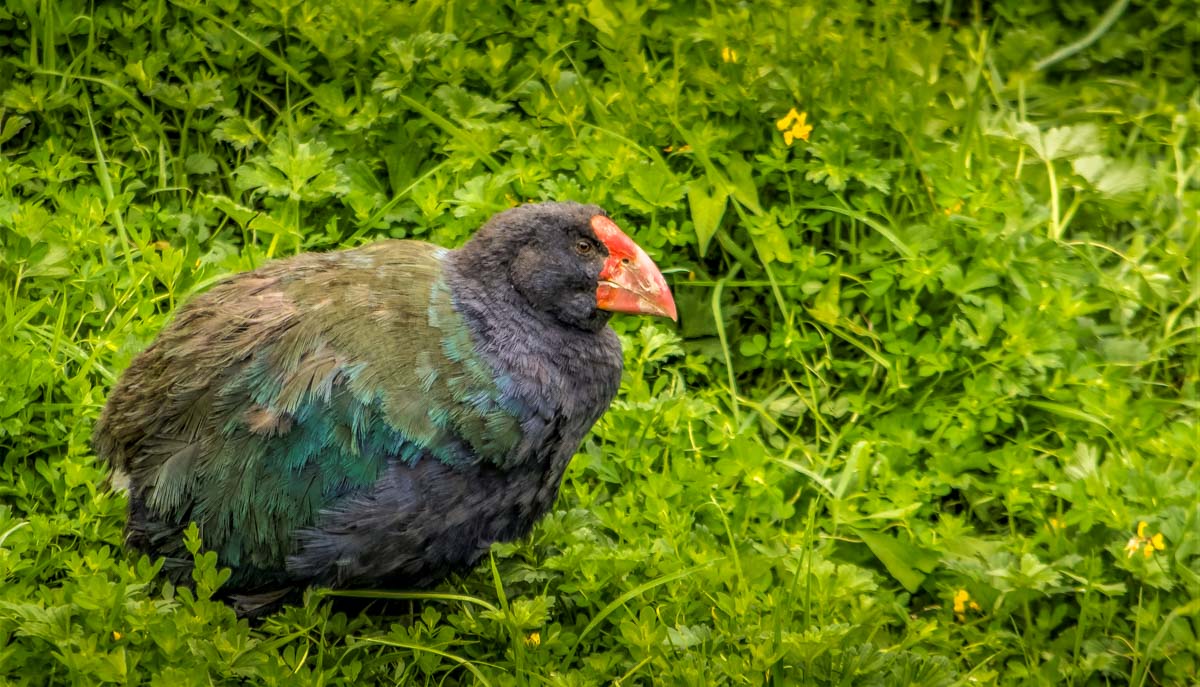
[775, 112, 813, 143]
[525, 631, 541, 647]
[1137, 521, 1148, 538]
[1143, 543, 1154, 558]
[969, 601, 981, 611]
[112, 631, 122, 640]
[776, 108, 800, 131]
[1151, 533, 1165, 550]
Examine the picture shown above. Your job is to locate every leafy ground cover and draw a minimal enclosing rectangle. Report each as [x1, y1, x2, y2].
[1, 0, 1197, 684]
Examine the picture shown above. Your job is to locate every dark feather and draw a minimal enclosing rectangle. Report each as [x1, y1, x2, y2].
[93, 203, 627, 615]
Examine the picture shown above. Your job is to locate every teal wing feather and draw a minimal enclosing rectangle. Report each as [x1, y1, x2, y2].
[93, 241, 524, 578]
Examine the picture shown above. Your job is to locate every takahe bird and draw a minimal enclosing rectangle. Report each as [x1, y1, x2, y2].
[92, 202, 676, 615]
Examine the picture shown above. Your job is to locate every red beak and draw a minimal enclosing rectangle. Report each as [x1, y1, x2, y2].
[591, 215, 677, 321]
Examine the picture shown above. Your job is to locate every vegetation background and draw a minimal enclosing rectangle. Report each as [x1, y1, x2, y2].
[1, 0, 1196, 684]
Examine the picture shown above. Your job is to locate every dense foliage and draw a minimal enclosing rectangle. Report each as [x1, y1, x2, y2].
[1, 0, 1196, 684]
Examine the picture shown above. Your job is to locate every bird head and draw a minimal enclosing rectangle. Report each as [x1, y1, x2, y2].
[459, 202, 677, 332]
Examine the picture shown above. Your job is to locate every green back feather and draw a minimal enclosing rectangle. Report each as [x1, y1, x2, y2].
[93, 241, 523, 575]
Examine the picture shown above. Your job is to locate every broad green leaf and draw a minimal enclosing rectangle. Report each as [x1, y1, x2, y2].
[1099, 337, 1151, 364]
[1072, 154, 1149, 198]
[807, 264, 841, 325]
[626, 159, 686, 209]
[20, 242, 71, 278]
[1016, 121, 1101, 161]
[745, 212, 792, 264]
[0, 115, 29, 144]
[686, 178, 727, 257]
[585, 0, 619, 36]
[212, 113, 266, 150]
[206, 194, 258, 228]
[1026, 400, 1111, 431]
[852, 527, 939, 593]
[724, 156, 762, 215]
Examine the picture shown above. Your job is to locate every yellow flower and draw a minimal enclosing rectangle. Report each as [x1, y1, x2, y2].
[112, 631, 122, 640]
[1125, 521, 1166, 559]
[525, 631, 541, 647]
[952, 589, 969, 615]
[1144, 533, 1166, 558]
[776, 108, 812, 145]
[951, 589, 982, 620]
[721, 47, 739, 63]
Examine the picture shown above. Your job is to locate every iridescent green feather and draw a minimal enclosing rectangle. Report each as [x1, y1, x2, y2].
[92, 241, 524, 579]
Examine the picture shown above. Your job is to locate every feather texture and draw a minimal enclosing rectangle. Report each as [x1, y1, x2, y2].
[94, 202, 630, 614]
[95, 242, 533, 586]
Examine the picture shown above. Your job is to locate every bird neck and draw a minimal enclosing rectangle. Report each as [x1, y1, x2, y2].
[443, 248, 623, 411]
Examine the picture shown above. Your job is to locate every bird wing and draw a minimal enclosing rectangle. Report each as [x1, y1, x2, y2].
[92, 241, 524, 576]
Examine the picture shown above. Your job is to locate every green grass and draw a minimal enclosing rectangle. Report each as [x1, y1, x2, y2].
[1, 0, 1197, 684]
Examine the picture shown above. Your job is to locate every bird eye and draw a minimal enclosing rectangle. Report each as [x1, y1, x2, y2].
[575, 239, 593, 255]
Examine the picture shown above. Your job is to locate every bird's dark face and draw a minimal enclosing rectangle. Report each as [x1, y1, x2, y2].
[464, 202, 676, 332]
